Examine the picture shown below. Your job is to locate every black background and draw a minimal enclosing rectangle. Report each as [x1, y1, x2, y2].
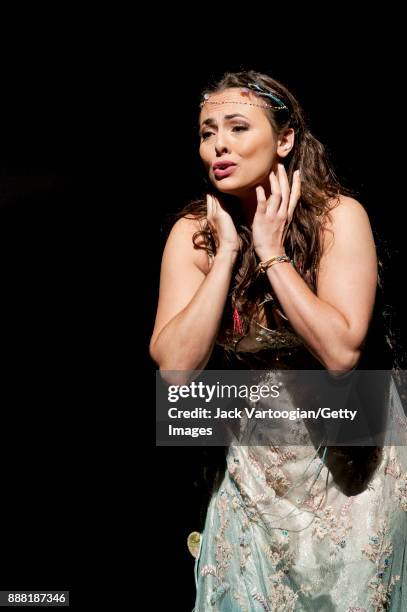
[0, 16, 128, 608]
[0, 19, 98, 608]
[0, 15, 404, 611]
[148, 45, 407, 609]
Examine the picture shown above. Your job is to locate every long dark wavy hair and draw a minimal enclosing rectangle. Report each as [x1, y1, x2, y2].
[173, 70, 404, 372]
[175, 70, 359, 348]
[169, 70, 406, 513]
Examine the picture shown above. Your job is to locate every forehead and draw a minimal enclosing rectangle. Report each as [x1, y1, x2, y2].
[199, 88, 269, 124]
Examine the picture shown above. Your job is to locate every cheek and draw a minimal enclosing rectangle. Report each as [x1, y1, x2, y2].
[241, 133, 274, 159]
[243, 142, 274, 174]
[199, 144, 211, 166]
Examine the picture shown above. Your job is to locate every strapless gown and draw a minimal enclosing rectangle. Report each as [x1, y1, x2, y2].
[191, 314, 407, 611]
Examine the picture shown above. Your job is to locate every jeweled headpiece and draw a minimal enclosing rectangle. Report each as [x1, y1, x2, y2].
[200, 82, 289, 111]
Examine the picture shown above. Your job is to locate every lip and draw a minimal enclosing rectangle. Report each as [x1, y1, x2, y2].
[213, 165, 237, 179]
[212, 161, 236, 170]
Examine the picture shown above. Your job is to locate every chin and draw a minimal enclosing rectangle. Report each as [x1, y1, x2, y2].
[220, 183, 252, 196]
[212, 179, 246, 192]
[216, 187, 242, 197]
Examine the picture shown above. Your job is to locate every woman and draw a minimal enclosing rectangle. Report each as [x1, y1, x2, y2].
[150, 71, 407, 610]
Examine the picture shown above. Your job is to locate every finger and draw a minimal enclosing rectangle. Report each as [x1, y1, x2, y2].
[287, 170, 301, 222]
[206, 194, 215, 223]
[212, 194, 222, 215]
[214, 195, 231, 217]
[206, 194, 211, 218]
[276, 163, 290, 216]
[268, 170, 282, 213]
[206, 195, 219, 246]
[256, 185, 268, 214]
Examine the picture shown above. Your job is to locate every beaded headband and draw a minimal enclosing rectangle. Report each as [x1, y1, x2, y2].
[200, 82, 289, 111]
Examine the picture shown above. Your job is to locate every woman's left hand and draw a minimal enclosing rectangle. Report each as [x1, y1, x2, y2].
[252, 164, 301, 261]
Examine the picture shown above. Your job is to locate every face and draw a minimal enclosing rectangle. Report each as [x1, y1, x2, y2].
[199, 88, 286, 197]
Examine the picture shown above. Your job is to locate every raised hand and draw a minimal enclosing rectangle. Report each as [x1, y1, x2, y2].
[206, 193, 240, 256]
[252, 164, 301, 262]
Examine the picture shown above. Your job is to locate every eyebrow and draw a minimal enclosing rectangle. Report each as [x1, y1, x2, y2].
[199, 113, 250, 129]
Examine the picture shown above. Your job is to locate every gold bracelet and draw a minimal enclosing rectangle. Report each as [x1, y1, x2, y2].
[256, 254, 292, 274]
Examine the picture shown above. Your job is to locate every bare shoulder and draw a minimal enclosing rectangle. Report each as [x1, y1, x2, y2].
[326, 194, 369, 221]
[165, 215, 210, 274]
[321, 195, 373, 253]
[167, 215, 202, 236]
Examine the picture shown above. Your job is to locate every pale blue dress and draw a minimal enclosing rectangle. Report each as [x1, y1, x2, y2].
[191, 317, 407, 611]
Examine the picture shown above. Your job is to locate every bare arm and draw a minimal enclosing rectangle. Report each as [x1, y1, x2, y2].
[263, 197, 377, 372]
[149, 216, 237, 383]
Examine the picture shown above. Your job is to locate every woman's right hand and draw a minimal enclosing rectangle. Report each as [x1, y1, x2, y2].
[206, 194, 240, 256]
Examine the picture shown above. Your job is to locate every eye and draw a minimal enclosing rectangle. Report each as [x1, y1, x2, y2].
[200, 126, 249, 140]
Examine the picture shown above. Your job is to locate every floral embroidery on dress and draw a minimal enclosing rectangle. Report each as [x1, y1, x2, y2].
[246, 449, 268, 485]
[236, 525, 252, 572]
[247, 448, 265, 471]
[252, 590, 272, 611]
[201, 565, 217, 578]
[232, 589, 249, 612]
[248, 531, 311, 611]
[384, 455, 407, 512]
[384, 456, 401, 479]
[395, 474, 407, 511]
[252, 569, 310, 612]
[394, 414, 407, 441]
[361, 520, 400, 611]
[301, 491, 353, 555]
[228, 464, 264, 524]
[194, 305, 407, 610]
[250, 447, 297, 497]
[389, 389, 407, 443]
[228, 463, 253, 507]
[312, 504, 353, 550]
[263, 535, 295, 573]
[268, 447, 297, 466]
[200, 489, 233, 606]
[265, 465, 291, 497]
[247, 447, 296, 475]
[230, 448, 305, 529]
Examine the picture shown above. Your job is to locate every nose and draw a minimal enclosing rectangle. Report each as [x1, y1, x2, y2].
[214, 130, 230, 156]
